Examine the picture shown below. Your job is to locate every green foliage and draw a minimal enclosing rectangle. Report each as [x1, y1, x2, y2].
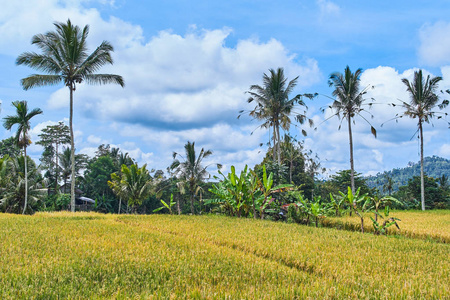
[369, 206, 401, 235]
[0, 156, 47, 214]
[153, 194, 176, 214]
[0, 137, 21, 158]
[394, 175, 449, 209]
[108, 163, 154, 213]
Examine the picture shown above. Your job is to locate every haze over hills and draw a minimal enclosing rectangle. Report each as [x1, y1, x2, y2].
[365, 156, 450, 192]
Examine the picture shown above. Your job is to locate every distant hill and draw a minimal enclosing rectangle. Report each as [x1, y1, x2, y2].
[365, 156, 450, 192]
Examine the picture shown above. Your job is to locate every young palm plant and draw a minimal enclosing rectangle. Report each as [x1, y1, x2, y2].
[240, 68, 315, 164]
[3, 101, 43, 214]
[16, 19, 125, 211]
[326, 66, 376, 194]
[400, 70, 447, 210]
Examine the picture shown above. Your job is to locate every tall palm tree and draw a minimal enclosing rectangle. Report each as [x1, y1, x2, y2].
[242, 68, 314, 164]
[16, 19, 125, 212]
[3, 101, 43, 214]
[401, 70, 447, 210]
[327, 66, 376, 194]
[171, 141, 215, 214]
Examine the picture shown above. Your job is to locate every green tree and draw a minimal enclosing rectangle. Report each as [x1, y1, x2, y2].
[400, 70, 447, 210]
[396, 175, 448, 209]
[36, 122, 70, 192]
[83, 155, 116, 205]
[3, 101, 43, 214]
[329, 170, 372, 196]
[327, 66, 376, 193]
[242, 68, 314, 164]
[171, 141, 215, 214]
[17, 19, 125, 211]
[59, 147, 88, 194]
[0, 137, 21, 158]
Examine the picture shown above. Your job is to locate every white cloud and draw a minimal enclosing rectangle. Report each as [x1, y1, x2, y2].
[69, 28, 321, 129]
[418, 21, 450, 66]
[316, 0, 340, 16]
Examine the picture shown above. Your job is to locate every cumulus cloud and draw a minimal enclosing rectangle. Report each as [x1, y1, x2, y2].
[418, 21, 450, 66]
[71, 28, 321, 129]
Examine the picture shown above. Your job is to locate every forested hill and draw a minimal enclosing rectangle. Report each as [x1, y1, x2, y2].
[365, 156, 450, 192]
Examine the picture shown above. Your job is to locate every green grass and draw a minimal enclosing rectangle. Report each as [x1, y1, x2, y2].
[0, 211, 449, 299]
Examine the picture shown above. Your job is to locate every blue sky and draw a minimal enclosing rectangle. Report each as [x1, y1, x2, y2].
[0, 0, 450, 177]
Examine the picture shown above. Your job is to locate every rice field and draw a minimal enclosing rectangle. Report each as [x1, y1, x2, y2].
[0, 212, 449, 299]
[323, 210, 450, 243]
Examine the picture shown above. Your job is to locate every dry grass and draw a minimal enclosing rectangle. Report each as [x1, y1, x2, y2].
[0, 212, 449, 299]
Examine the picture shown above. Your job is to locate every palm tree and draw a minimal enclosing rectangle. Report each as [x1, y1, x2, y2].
[383, 175, 394, 196]
[242, 68, 314, 164]
[327, 66, 376, 194]
[16, 19, 125, 212]
[3, 101, 43, 214]
[171, 141, 215, 214]
[108, 164, 153, 213]
[0, 156, 47, 214]
[401, 70, 447, 210]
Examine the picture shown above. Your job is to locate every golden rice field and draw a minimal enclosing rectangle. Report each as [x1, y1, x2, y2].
[0, 212, 449, 299]
[323, 210, 450, 243]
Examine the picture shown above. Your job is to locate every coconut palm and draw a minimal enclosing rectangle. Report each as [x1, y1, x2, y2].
[16, 19, 125, 211]
[171, 141, 215, 214]
[3, 101, 43, 214]
[108, 164, 153, 213]
[0, 156, 47, 214]
[241, 68, 314, 164]
[327, 66, 376, 194]
[401, 70, 447, 210]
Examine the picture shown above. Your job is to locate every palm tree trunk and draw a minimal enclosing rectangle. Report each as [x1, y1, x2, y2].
[23, 143, 28, 215]
[176, 194, 181, 215]
[347, 117, 355, 194]
[419, 120, 425, 211]
[118, 198, 122, 214]
[276, 123, 281, 165]
[55, 142, 59, 194]
[272, 126, 277, 162]
[69, 86, 76, 212]
[190, 193, 195, 214]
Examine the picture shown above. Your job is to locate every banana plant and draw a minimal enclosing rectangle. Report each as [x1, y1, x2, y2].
[207, 165, 255, 217]
[364, 195, 403, 221]
[153, 194, 176, 214]
[254, 165, 293, 219]
[339, 187, 369, 233]
[370, 206, 401, 235]
[310, 196, 325, 227]
[327, 193, 346, 217]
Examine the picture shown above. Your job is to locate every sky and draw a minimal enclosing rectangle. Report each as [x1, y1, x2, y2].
[0, 0, 450, 178]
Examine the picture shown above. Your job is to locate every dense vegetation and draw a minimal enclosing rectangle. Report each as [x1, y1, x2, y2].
[366, 155, 450, 191]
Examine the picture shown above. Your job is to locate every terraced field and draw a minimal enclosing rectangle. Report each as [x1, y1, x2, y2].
[0, 212, 449, 299]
